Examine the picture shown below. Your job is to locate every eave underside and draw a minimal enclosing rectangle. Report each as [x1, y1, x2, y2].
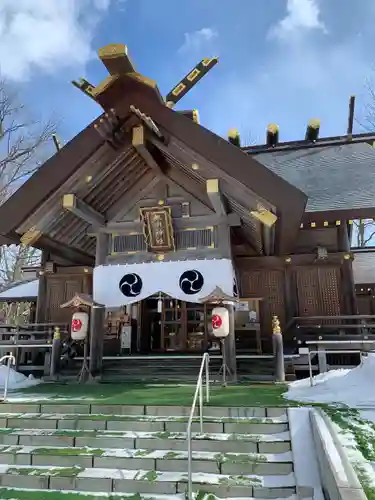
[16, 130, 269, 260]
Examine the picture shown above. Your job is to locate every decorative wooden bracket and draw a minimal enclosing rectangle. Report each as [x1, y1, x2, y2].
[132, 125, 164, 177]
[250, 204, 278, 228]
[71, 78, 97, 101]
[62, 194, 105, 227]
[98, 44, 136, 75]
[206, 179, 227, 216]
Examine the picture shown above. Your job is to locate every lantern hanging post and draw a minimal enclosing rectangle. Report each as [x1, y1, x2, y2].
[60, 293, 104, 384]
[200, 287, 238, 385]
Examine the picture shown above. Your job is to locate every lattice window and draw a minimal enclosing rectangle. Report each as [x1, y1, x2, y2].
[111, 234, 147, 254]
[318, 267, 341, 316]
[175, 229, 214, 250]
[296, 268, 320, 317]
[239, 269, 285, 332]
[262, 270, 285, 328]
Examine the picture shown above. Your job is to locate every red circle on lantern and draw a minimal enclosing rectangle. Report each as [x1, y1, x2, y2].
[72, 319, 82, 332]
[212, 314, 223, 329]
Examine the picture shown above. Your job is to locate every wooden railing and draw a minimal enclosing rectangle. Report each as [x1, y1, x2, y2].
[0, 322, 70, 373]
[284, 315, 375, 344]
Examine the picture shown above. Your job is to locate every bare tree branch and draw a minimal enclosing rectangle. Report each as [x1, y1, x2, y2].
[352, 219, 375, 247]
[0, 79, 57, 288]
[0, 79, 56, 205]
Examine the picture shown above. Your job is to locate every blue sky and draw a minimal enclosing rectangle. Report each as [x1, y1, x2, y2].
[2, 0, 375, 146]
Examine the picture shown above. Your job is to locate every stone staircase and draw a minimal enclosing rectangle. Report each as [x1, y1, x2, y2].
[59, 356, 296, 383]
[0, 403, 314, 499]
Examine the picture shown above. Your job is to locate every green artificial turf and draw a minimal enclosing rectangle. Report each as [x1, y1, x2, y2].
[11, 382, 291, 406]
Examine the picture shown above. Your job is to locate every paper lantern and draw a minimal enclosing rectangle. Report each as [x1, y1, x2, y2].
[71, 311, 89, 341]
[211, 307, 229, 338]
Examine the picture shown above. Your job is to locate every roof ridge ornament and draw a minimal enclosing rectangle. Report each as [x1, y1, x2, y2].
[72, 43, 218, 116]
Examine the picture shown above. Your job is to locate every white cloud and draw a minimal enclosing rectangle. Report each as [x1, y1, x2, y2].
[269, 0, 326, 40]
[0, 0, 113, 82]
[178, 27, 218, 54]
[200, 33, 369, 143]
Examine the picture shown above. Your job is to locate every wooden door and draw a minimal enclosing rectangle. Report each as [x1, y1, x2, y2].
[241, 269, 285, 332]
[45, 276, 86, 323]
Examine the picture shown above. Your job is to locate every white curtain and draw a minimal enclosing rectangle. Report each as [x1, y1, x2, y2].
[93, 258, 235, 307]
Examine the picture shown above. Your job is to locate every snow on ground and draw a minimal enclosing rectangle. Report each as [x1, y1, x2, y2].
[284, 353, 375, 407]
[0, 365, 41, 391]
[334, 421, 375, 493]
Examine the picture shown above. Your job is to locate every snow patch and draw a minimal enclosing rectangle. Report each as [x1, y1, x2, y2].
[0, 365, 41, 391]
[285, 353, 375, 406]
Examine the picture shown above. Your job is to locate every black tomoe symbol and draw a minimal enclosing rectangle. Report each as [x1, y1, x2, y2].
[119, 273, 143, 297]
[179, 270, 204, 295]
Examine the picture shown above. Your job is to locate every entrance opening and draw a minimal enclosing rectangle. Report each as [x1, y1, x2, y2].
[140, 294, 218, 354]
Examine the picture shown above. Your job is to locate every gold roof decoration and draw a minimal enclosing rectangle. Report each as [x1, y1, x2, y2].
[200, 286, 238, 304]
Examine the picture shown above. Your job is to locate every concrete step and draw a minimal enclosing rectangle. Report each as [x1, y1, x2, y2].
[0, 403, 286, 418]
[0, 404, 302, 499]
[0, 464, 297, 498]
[0, 428, 292, 453]
[0, 488, 307, 500]
[0, 445, 293, 475]
[0, 412, 289, 434]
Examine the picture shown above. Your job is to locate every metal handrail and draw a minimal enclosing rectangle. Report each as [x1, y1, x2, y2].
[0, 354, 16, 401]
[307, 349, 364, 387]
[186, 353, 210, 500]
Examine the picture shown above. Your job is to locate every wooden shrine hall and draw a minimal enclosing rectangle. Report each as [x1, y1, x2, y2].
[1, 44, 375, 380]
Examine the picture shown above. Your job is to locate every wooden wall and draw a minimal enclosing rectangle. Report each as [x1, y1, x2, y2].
[37, 267, 92, 324]
[236, 258, 345, 337]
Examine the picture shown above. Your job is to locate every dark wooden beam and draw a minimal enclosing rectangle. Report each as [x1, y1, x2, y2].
[245, 130, 375, 154]
[165, 57, 218, 107]
[303, 208, 375, 224]
[262, 225, 274, 256]
[71, 78, 97, 101]
[132, 125, 164, 176]
[20, 210, 59, 247]
[89, 232, 109, 378]
[62, 194, 105, 227]
[52, 134, 62, 152]
[91, 213, 241, 235]
[105, 171, 161, 222]
[237, 252, 351, 268]
[35, 251, 48, 323]
[206, 179, 227, 216]
[338, 221, 357, 315]
[35, 235, 94, 266]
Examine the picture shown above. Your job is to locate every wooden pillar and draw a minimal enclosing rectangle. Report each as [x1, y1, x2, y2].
[217, 223, 231, 259]
[89, 233, 109, 378]
[337, 222, 357, 315]
[224, 303, 237, 382]
[35, 251, 48, 323]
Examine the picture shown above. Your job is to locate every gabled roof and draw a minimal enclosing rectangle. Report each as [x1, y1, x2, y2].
[254, 143, 375, 214]
[0, 279, 39, 301]
[93, 76, 307, 254]
[0, 62, 308, 258]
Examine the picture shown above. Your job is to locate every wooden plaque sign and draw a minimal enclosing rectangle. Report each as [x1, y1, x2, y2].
[140, 206, 175, 253]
